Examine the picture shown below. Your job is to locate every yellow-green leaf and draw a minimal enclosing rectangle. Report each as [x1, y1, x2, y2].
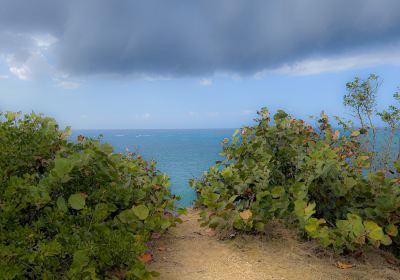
[68, 193, 86, 210]
[133, 205, 149, 220]
[350, 130, 360, 137]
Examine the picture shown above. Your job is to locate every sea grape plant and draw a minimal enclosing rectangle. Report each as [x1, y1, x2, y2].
[0, 112, 181, 279]
[191, 108, 400, 254]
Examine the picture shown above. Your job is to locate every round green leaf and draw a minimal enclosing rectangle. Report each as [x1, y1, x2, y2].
[118, 209, 137, 224]
[132, 205, 149, 220]
[68, 193, 86, 210]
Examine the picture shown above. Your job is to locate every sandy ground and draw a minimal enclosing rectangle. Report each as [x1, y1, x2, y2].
[147, 209, 400, 280]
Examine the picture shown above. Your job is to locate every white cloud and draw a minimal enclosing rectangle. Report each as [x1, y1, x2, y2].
[198, 78, 212, 86]
[9, 65, 31, 80]
[1, 33, 57, 81]
[0, 74, 8, 80]
[257, 44, 400, 77]
[7, 51, 53, 81]
[32, 34, 58, 49]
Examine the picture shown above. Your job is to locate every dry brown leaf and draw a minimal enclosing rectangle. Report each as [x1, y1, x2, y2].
[336, 261, 354, 269]
[239, 210, 252, 220]
[157, 246, 167, 251]
[205, 228, 216, 237]
[139, 253, 152, 263]
[350, 130, 360, 137]
[333, 129, 340, 140]
[77, 135, 85, 142]
[386, 257, 398, 265]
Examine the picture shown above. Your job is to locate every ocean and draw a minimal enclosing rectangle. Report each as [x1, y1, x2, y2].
[71, 129, 234, 207]
[71, 128, 400, 207]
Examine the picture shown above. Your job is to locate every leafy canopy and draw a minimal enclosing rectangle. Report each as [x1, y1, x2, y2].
[192, 108, 400, 254]
[0, 112, 181, 279]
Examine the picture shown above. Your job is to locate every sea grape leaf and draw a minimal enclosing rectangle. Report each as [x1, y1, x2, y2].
[56, 197, 68, 213]
[333, 130, 340, 140]
[364, 221, 390, 244]
[239, 210, 252, 220]
[271, 186, 285, 198]
[160, 219, 171, 230]
[305, 218, 325, 233]
[385, 224, 398, 237]
[93, 203, 110, 221]
[304, 202, 316, 220]
[118, 209, 137, 224]
[347, 214, 365, 238]
[177, 208, 187, 215]
[68, 193, 86, 210]
[133, 205, 149, 220]
[351, 130, 360, 137]
[102, 143, 113, 154]
[138, 253, 152, 263]
[255, 222, 265, 232]
[220, 167, 232, 178]
[229, 195, 239, 203]
[359, 155, 369, 161]
[343, 177, 357, 189]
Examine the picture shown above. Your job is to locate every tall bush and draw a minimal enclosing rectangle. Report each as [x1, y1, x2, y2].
[0, 112, 180, 279]
[191, 108, 400, 254]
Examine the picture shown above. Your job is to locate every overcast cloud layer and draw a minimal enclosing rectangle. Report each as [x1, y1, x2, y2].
[1, 0, 400, 78]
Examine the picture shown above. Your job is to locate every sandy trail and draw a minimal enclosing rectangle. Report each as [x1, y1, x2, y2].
[148, 209, 400, 280]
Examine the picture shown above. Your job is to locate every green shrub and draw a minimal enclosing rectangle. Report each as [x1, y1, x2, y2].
[0, 112, 180, 279]
[191, 108, 400, 254]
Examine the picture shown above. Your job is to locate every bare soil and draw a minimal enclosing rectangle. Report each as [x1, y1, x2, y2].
[147, 209, 400, 280]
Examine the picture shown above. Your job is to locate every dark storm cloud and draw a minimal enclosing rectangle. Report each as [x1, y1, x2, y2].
[1, 0, 400, 76]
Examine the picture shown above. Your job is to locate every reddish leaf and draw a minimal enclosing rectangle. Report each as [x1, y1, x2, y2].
[139, 253, 152, 263]
[77, 135, 85, 142]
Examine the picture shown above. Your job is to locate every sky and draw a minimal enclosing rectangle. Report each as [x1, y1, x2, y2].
[0, 0, 400, 129]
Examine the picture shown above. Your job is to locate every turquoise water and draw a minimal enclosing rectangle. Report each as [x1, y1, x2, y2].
[71, 128, 400, 207]
[72, 129, 233, 207]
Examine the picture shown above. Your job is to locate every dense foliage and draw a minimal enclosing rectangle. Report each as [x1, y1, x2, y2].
[0, 112, 181, 279]
[191, 108, 400, 254]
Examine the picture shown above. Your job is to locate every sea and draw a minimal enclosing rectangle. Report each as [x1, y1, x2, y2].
[71, 129, 234, 207]
[71, 128, 399, 208]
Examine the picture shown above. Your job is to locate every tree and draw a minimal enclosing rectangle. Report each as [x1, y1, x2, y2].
[343, 74, 381, 167]
[378, 91, 400, 166]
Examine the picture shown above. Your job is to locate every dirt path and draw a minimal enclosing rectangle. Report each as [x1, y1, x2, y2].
[148, 209, 400, 280]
